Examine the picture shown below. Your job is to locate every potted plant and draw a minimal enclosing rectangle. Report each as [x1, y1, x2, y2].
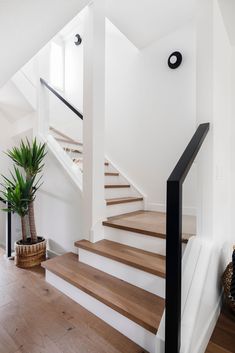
[1, 138, 47, 268]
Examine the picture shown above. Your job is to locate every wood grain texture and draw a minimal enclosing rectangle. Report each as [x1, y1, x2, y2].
[206, 305, 235, 353]
[106, 197, 144, 206]
[0, 248, 147, 353]
[75, 239, 165, 277]
[42, 253, 164, 334]
[105, 172, 119, 176]
[103, 210, 196, 243]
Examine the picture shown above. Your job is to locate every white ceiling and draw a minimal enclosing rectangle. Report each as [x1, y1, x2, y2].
[106, 0, 195, 48]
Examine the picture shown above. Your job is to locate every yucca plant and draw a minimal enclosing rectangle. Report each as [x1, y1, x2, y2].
[6, 138, 46, 243]
[1, 167, 39, 243]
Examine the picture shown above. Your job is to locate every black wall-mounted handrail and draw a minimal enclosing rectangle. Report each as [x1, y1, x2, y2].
[40, 78, 83, 120]
[0, 197, 12, 258]
[165, 123, 209, 353]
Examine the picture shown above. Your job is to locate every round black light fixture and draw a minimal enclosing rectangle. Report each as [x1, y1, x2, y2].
[168, 51, 182, 69]
[74, 34, 82, 46]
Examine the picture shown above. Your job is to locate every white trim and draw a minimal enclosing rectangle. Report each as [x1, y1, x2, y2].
[79, 248, 165, 297]
[105, 155, 146, 200]
[147, 201, 197, 216]
[193, 294, 222, 353]
[46, 270, 156, 353]
[39, 133, 83, 191]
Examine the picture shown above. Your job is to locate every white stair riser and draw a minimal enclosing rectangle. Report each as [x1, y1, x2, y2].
[106, 201, 144, 217]
[104, 226, 166, 255]
[105, 175, 122, 184]
[65, 151, 83, 160]
[78, 249, 165, 298]
[105, 187, 137, 199]
[53, 139, 83, 150]
[46, 270, 156, 353]
[104, 227, 186, 255]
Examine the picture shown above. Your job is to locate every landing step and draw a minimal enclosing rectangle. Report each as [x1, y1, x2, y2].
[105, 184, 130, 189]
[103, 210, 195, 243]
[106, 197, 144, 206]
[75, 239, 165, 277]
[42, 253, 164, 334]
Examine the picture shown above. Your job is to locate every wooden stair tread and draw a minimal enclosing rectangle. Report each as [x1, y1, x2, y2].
[42, 253, 164, 334]
[105, 172, 119, 176]
[64, 147, 82, 154]
[75, 239, 165, 277]
[106, 197, 144, 206]
[105, 184, 130, 188]
[103, 210, 196, 243]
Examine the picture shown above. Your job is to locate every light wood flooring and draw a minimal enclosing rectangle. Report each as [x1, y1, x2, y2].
[206, 305, 235, 353]
[0, 248, 147, 353]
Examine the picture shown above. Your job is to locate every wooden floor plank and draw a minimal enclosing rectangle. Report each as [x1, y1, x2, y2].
[206, 305, 235, 353]
[75, 239, 165, 277]
[42, 253, 164, 334]
[103, 210, 196, 242]
[0, 248, 147, 353]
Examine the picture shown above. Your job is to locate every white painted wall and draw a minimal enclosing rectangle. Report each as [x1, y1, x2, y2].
[184, 1, 233, 352]
[64, 26, 84, 112]
[105, 20, 197, 214]
[35, 150, 83, 254]
[231, 48, 235, 246]
[0, 36, 84, 253]
[0, 117, 14, 247]
[0, 0, 89, 88]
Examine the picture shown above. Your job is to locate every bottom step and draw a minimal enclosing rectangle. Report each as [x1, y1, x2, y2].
[42, 253, 164, 353]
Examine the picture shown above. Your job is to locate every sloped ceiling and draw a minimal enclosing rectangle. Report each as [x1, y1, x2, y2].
[106, 0, 195, 48]
[218, 0, 235, 45]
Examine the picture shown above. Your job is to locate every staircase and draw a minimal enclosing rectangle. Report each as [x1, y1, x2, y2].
[43, 125, 196, 353]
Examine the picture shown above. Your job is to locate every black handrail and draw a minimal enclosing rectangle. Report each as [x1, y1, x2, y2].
[165, 123, 209, 353]
[40, 78, 83, 120]
[0, 197, 12, 258]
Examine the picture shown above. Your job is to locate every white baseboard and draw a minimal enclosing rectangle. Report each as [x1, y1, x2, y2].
[46, 270, 156, 353]
[147, 202, 197, 216]
[193, 294, 222, 353]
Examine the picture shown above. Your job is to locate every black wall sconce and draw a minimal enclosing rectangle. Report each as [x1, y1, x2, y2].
[74, 34, 82, 46]
[168, 51, 182, 69]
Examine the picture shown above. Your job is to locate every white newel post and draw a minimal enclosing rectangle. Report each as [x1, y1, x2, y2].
[83, 0, 106, 242]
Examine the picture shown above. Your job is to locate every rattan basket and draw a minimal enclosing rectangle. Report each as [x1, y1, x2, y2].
[222, 262, 235, 314]
[15, 238, 46, 268]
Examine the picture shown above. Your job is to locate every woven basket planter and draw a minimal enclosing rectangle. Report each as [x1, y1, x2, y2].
[222, 262, 235, 314]
[15, 237, 46, 268]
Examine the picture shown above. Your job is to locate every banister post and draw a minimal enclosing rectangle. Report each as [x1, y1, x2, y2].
[165, 180, 182, 353]
[83, 0, 106, 242]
